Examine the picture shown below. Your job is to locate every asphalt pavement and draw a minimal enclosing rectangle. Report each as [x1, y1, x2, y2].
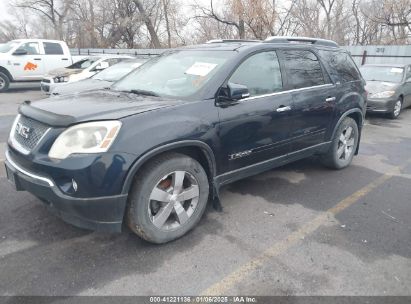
[0, 85, 410, 296]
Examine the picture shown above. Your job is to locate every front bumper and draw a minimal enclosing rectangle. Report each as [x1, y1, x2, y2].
[366, 97, 397, 113]
[4, 150, 128, 232]
[40, 79, 62, 94]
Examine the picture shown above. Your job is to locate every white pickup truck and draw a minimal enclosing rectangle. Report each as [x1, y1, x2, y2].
[0, 39, 79, 92]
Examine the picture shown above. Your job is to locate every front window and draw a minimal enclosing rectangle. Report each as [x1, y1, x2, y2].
[228, 51, 283, 97]
[0, 41, 20, 53]
[360, 66, 404, 83]
[67, 57, 100, 69]
[112, 50, 235, 98]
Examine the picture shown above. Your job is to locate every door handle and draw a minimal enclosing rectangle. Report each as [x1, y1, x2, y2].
[325, 97, 336, 102]
[276, 105, 291, 112]
[62, 58, 69, 61]
[34, 58, 42, 61]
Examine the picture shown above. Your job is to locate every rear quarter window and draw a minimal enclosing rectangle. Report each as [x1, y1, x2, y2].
[319, 50, 361, 83]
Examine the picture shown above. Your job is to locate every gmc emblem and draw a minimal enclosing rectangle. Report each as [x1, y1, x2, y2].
[15, 122, 32, 139]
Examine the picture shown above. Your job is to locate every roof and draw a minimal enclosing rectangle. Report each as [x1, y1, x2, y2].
[181, 36, 341, 52]
[12, 38, 66, 44]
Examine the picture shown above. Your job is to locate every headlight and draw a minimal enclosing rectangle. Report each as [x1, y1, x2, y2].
[49, 121, 122, 160]
[54, 76, 69, 83]
[370, 91, 395, 98]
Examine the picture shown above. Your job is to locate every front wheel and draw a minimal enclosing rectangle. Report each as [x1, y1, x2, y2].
[0, 72, 10, 92]
[321, 117, 359, 170]
[127, 153, 209, 244]
[389, 99, 402, 119]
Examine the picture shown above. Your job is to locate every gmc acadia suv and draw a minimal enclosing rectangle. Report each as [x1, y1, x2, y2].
[5, 37, 366, 244]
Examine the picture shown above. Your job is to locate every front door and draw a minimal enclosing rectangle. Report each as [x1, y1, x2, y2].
[11, 42, 45, 80]
[279, 49, 335, 151]
[218, 50, 293, 172]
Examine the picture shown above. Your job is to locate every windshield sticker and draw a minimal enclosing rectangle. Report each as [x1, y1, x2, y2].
[390, 68, 403, 73]
[185, 62, 218, 77]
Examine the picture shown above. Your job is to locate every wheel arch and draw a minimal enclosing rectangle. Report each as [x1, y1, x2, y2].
[331, 108, 364, 155]
[121, 140, 217, 196]
[0, 66, 13, 81]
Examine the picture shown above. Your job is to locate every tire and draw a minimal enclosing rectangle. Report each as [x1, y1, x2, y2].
[0, 72, 10, 92]
[127, 152, 209, 244]
[388, 98, 402, 119]
[321, 117, 359, 170]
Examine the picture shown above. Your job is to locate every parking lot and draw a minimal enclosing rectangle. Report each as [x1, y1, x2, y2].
[0, 86, 410, 296]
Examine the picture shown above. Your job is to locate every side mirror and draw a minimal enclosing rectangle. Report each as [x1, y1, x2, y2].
[13, 48, 27, 55]
[406, 77, 411, 83]
[94, 61, 109, 71]
[218, 82, 250, 104]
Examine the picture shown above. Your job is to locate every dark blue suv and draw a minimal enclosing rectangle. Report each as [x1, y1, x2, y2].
[5, 37, 366, 243]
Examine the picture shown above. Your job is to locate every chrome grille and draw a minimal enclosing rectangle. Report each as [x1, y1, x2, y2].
[13, 115, 50, 152]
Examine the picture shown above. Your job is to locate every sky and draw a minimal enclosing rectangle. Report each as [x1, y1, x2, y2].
[0, 0, 12, 21]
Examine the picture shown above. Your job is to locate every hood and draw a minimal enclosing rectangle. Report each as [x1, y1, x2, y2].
[51, 79, 112, 96]
[47, 68, 84, 77]
[19, 90, 187, 127]
[365, 80, 399, 94]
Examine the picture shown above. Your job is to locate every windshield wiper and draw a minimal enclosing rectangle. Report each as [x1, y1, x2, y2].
[127, 89, 160, 97]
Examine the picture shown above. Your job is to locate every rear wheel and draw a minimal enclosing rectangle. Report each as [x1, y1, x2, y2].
[0, 72, 10, 92]
[127, 153, 209, 244]
[389, 98, 402, 119]
[321, 117, 359, 170]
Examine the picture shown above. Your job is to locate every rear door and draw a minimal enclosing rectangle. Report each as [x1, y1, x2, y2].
[11, 42, 45, 80]
[279, 49, 335, 152]
[218, 50, 293, 172]
[43, 42, 70, 73]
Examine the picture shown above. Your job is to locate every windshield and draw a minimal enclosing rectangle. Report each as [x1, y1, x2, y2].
[0, 41, 20, 53]
[360, 66, 404, 83]
[67, 57, 100, 69]
[112, 50, 235, 98]
[93, 60, 145, 82]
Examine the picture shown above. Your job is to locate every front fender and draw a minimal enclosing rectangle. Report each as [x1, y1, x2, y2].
[120, 140, 217, 195]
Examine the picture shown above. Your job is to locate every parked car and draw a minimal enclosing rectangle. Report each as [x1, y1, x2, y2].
[40, 55, 133, 93]
[50, 58, 149, 96]
[360, 64, 411, 119]
[5, 37, 366, 244]
[0, 39, 81, 92]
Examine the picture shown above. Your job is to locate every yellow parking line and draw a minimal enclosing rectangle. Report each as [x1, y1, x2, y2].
[201, 161, 409, 296]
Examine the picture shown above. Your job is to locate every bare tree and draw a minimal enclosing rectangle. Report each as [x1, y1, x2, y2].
[12, 0, 73, 40]
[134, 0, 162, 47]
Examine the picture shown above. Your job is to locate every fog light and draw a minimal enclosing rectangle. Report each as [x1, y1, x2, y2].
[72, 179, 78, 192]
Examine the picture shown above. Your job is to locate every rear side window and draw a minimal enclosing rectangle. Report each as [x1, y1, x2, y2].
[229, 51, 283, 97]
[319, 50, 360, 83]
[44, 42, 64, 55]
[281, 50, 326, 89]
[407, 66, 411, 79]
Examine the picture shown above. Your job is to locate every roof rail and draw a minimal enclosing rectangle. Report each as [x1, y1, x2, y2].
[206, 39, 261, 44]
[264, 36, 339, 48]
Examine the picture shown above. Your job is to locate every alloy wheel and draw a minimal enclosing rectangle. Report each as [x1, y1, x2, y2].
[148, 171, 200, 231]
[0, 78, 5, 90]
[337, 126, 355, 161]
[393, 100, 402, 117]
